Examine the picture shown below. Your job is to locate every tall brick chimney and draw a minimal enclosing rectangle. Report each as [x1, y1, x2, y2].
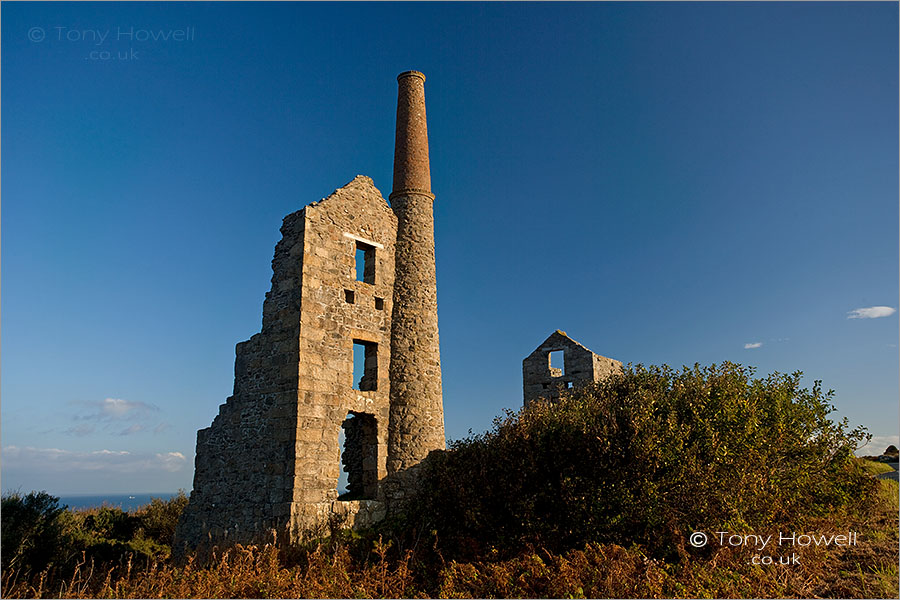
[387, 71, 445, 473]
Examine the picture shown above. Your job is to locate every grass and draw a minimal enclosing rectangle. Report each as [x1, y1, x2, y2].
[860, 459, 897, 477]
[2, 479, 897, 598]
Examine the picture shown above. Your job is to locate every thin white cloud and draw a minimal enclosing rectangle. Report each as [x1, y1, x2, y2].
[157, 452, 187, 472]
[153, 422, 172, 434]
[855, 435, 900, 456]
[62, 398, 167, 437]
[847, 306, 896, 319]
[2, 446, 187, 474]
[73, 398, 160, 422]
[119, 424, 146, 436]
[744, 342, 763, 349]
[64, 424, 96, 437]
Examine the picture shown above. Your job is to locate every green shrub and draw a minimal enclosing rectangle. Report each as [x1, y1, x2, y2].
[0, 490, 191, 590]
[133, 491, 189, 547]
[1, 491, 72, 577]
[80, 506, 141, 541]
[408, 363, 874, 559]
[64, 492, 190, 563]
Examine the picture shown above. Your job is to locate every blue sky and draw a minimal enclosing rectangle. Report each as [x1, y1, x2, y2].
[3, 2, 897, 495]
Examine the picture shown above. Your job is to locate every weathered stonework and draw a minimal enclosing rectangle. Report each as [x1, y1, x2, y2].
[174, 72, 443, 556]
[388, 72, 445, 478]
[523, 330, 622, 406]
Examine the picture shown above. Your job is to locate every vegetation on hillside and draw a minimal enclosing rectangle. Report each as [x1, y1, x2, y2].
[1, 491, 188, 588]
[2, 362, 896, 598]
[407, 363, 875, 559]
[861, 460, 897, 476]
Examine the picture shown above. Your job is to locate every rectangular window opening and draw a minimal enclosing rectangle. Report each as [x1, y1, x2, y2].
[352, 340, 378, 391]
[355, 241, 376, 285]
[374, 297, 384, 311]
[339, 412, 378, 500]
[549, 350, 565, 377]
[344, 289, 355, 304]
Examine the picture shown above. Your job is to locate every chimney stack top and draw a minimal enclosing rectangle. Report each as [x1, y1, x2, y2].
[392, 71, 431, 197]
[397, 70, 426, 82]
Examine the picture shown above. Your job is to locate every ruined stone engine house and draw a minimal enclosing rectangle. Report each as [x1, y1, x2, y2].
[523, 331, 622, 407]
[175, 71, 444, 552]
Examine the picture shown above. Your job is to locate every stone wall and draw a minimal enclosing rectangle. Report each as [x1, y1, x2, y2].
[523, 330, 623, 406]
[175, 176, 398, 554]
[175, 72, 445, 557]
[289, 175, 396, 537]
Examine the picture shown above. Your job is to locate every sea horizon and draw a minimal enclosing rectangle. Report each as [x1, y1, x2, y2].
[57, 492, 181, 512]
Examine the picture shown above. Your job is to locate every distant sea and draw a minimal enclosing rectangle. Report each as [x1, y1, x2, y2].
[59, 493, 179, 512]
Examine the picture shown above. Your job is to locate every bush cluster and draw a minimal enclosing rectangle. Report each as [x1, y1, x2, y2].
[0, 491, 69, 580]
[3, 484, 896, 598]
[1, 491, 188, 582]
[409, 362, 875, 558]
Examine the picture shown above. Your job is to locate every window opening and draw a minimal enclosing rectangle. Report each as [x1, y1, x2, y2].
[355, 241, 376, 284]
[339, 412, 378, 500]
[549, 350, 565, 377]
[352, 340, 378, 391]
